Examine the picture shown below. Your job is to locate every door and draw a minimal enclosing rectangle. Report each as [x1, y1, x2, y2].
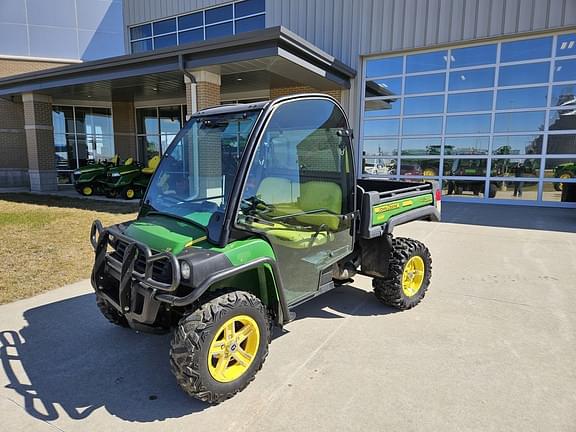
[236, 98, 355, 304]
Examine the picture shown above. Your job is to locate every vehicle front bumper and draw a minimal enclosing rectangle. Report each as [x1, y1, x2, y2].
[90, 220, 181, 330]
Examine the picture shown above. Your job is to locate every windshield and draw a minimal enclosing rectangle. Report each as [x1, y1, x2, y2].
[143, 110, 261, 226]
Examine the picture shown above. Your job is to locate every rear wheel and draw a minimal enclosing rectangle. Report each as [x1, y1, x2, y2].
[170, 290, 271, 404]
[372, 237, 432, 310]
[554, 173, 573, 191]
[122, 186, 136, 200]
[96, 295, 129, 327]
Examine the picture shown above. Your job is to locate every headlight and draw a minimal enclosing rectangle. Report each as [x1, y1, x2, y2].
[111, 172, 121, 177]
[73, 170, 81, 175]
[180, 261, 191, 280]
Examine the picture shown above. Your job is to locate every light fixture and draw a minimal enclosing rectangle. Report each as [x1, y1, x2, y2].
[236, 77, 243, 81]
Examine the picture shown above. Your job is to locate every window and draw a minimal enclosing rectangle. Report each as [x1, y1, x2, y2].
[403, 95, 444, 115]
[449, 68, 494, 91]
[129, 0, 265, 53]
[500, 37, 552, 62]
[496, 87, 548, 110]
[366, 56, 403, 78]
[447, 91, 493, 113]
[403, 117, 443, 135]
[406, 51, 447, 73]
[364, 98, 401, 117]
[405, 73, 445, 94]
[361, 32, 576, 205]
[451, 44, 496, 68]
[494, 111, 546, 133]
[445, 115, 491, 134]
[136, 105, 185, 161]
[52, 106, 114, 184]
[499, 62, 550, 86]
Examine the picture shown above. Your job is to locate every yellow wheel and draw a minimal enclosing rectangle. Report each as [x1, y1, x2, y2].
[373, 237, 432, 310]
[208, 315, 260, 383]
[122, 187, 136, 200]
[556, 173, 572, 191]
[422, 168, 436, 177]
[81, 185, 94, 196]
[401, 256, 425, 297]
[170, 290, 271, 404]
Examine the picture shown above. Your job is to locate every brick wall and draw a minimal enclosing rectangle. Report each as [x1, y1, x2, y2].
[112, 101, 138, 161]
[22, 95, 55, 171]
[270, 86, 341, 102]
[197, 81, 221, 111]
[0, 98, 26, 169]
[0, 58, 69, 79]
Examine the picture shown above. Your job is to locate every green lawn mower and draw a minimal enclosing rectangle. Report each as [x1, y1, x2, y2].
[72, 155, 125, 196]
[97, 155, 160, 200]
[90, 94, 441, 404]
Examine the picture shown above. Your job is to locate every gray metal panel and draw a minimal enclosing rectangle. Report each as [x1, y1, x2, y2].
[265, 0, 576, 69]
[123, 0, 232, 25]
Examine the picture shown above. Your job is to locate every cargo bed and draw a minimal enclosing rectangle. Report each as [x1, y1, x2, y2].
[357, 178, 441, 239]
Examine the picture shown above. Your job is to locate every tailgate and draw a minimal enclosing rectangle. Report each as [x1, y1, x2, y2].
[358, 182, 440, 238]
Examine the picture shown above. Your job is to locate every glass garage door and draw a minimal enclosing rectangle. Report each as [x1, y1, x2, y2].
[360, 32, 576, 206]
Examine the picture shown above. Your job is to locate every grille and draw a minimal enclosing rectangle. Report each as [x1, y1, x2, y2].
[111, 240, 173, 284]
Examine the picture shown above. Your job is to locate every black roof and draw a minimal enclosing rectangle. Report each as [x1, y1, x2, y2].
[0, 26, 356, 97]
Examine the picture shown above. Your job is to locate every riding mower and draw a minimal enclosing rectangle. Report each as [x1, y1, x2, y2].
[98, 155, 161, 200]
[72, 155, 127, 196]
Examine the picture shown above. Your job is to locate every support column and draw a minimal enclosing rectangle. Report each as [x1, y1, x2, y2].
[22, 93, 57, 192]
[0, 97, 28, 188]
[112, 100, 138, 161]
[184, 70, 222, 194]
[184, 70, 221, 118]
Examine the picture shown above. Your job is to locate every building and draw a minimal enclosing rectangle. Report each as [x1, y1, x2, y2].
[0, 0, 575, 207]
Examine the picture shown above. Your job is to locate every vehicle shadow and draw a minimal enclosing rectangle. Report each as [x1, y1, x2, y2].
[0, 293, 209, 423]
[290, 282, 400, 322]
[441, 201, 576, 233]
[0, 284, 396, 423]
[0, 192, 138, 214]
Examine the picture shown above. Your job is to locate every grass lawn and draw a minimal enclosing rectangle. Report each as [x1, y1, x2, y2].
[0, 193, 138, 304]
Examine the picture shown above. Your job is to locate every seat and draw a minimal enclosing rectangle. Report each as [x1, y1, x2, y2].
[110, 154, 120, 165]
[252, 177, 342, 249]
[256, 177, 293, 204]
[141, 155, 160, 174]
[294, 181, 342, 231]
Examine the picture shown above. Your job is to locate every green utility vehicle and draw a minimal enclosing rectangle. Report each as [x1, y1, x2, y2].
[90, 94, 440, 404]
[97, 156, 160, 199]
[73, 155, 124, 196]
[553, 162, 576, 191]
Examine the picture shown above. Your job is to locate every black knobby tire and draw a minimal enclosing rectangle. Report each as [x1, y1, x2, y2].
[372, 237, 432, 310]
[96, 295, 129, 327]
[170, 290, 271, 404]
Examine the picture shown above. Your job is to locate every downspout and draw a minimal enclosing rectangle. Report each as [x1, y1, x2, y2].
[179, 54, 197, 119]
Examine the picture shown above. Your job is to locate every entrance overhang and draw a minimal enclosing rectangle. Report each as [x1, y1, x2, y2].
[0, 26, 355, 101]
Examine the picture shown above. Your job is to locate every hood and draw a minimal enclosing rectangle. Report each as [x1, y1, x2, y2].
[122, 213, 210, 255]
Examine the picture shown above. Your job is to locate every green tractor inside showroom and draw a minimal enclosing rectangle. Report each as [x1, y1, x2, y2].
[90, 94, 441, 403]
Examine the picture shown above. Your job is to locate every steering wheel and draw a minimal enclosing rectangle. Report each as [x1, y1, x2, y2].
[240, 196, 271, 215]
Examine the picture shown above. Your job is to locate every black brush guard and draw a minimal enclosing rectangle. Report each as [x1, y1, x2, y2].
[90, 220, 181, 325]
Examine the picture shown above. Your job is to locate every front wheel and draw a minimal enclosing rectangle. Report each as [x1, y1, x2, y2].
[373, 237, 432, 310]
[170, 290, 271, 404]
[80, 184, 95, 196]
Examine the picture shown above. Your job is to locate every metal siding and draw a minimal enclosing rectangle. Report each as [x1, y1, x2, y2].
[124, 0, 576, 68]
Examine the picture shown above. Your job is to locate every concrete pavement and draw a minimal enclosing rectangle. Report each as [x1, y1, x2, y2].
[1, 204, 575, 431]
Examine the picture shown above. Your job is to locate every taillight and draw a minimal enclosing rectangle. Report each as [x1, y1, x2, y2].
[435, 189, 442, 202]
